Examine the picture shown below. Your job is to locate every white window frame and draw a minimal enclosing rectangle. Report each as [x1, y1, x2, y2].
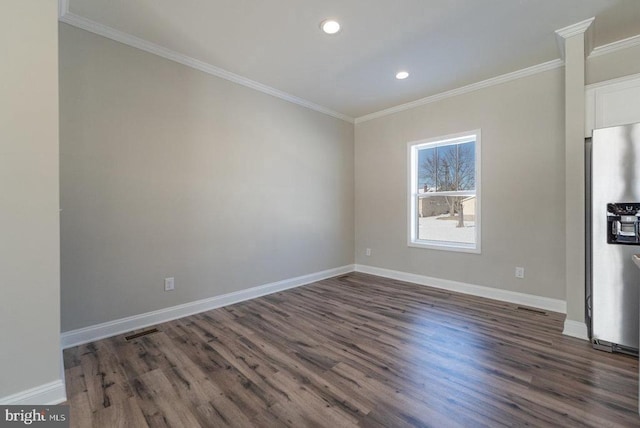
[407, 130, 481, 253]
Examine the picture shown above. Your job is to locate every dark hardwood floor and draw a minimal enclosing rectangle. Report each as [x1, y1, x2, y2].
[64, 272, 640, 427]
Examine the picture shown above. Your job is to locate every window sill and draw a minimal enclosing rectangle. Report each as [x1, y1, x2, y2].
[408, 240, 481, 254]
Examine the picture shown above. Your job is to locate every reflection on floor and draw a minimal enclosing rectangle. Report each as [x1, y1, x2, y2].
[64, 272, 639, 427]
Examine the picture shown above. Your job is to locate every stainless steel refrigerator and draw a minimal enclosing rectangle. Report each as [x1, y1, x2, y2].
[589, 122, 640, 353]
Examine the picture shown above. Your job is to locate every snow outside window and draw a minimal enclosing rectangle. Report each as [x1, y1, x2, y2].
[408, 130, 481, 253]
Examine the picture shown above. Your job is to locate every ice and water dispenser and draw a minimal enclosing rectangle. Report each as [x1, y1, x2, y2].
[607, 203, 640, 245]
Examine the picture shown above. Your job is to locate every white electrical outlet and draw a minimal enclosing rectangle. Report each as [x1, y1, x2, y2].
[164, 277, 175, 291]
[365, 248, 372, 256]
[515, 267, 525, 279]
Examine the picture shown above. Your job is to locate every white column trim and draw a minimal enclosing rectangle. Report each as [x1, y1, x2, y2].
[562, 319, 589, 340]
[555, 17, 595, 59]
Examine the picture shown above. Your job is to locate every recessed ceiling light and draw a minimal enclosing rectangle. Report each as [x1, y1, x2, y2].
[320, 19, 341, 35]
[396, 71, 410, 80]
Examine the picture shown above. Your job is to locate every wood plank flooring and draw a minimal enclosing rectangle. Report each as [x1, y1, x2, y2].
[64, 272, 640, 427]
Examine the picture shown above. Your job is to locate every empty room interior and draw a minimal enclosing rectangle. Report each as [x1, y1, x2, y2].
[6, 0, 640, 426]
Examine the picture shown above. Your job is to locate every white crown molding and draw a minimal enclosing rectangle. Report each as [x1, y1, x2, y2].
[0, 380, 66, 405]
[555, 17, 596, 40]
[58, 0, 69, 19]
[585, 70, 640, 91]
[589, 33, 640, 58]
[56, 6, 639, 128]
[354, 264, 567, 314]
[562, 319, 589, 341]
[58, 11, 354, 124]
[355, 59, 564, 124]
[61, 264, 354, 349]
[554, 17, 595, 60]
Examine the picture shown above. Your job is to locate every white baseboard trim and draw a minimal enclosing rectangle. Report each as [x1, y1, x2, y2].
[61, 265, 354, 349]
[355, 264, 567, 314]
[0, 380, 66, 405]
[563, 319, 589, 340]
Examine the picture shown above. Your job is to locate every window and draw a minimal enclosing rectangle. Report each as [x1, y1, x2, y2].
[408, 130, 481, 253]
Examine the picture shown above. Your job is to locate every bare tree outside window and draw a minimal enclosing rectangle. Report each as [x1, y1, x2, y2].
[419, 142, 475, 227]
[409, 131, 480, 253]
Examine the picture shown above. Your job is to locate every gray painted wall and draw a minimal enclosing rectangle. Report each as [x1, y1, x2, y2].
[587, 44, 640, 85]
[58, 20, 640, 335]
[355, 69, 566, 300]
[59, 24, 354, 332]
[0, 3, 61, 397]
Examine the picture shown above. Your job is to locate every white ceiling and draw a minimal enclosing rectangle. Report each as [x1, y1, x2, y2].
[62, 0, 640, 120]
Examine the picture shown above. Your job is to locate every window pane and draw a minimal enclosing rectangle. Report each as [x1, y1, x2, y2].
[410, 131, 480, 252]
[456, 141, 475, 191]
[417, 147, 436, 193]
[436, 145, 457, 191]
[417, 195, 476, 244]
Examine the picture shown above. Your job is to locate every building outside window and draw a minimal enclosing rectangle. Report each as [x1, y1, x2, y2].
[408, 130, 481, 253]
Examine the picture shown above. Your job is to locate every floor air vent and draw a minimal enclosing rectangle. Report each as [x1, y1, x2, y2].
[125, 328, 159, 341]
[516, 306, 547, 315]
